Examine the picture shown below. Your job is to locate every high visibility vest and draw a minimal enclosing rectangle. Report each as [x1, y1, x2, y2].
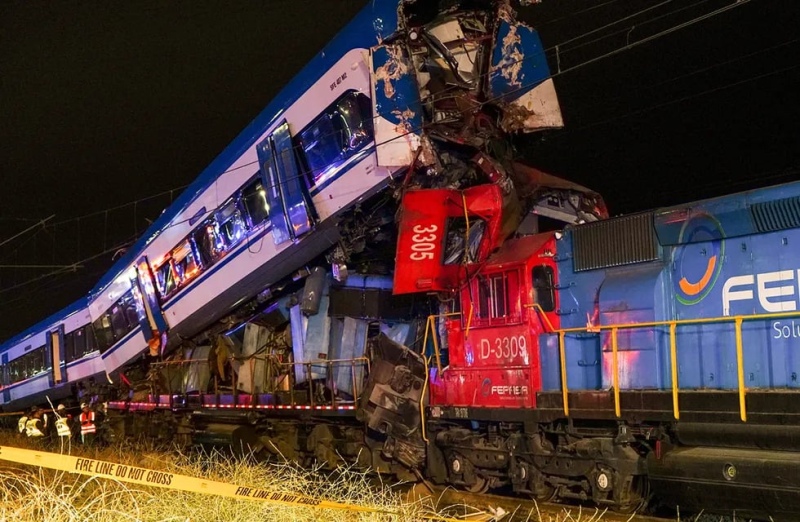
[56, 417, 72, 437]
[26, 418, 44, 437]
[18, 415, 28, 433]
[80, 411, 96, 435]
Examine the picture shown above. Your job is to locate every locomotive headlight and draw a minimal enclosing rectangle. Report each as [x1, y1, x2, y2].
[596, 471, 611, 491]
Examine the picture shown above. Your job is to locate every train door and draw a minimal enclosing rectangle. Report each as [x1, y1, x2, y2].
[1, 353, 9, 403]
[257, 121, 315, 245]
[47, 326, 66, 386]
[134, 256, 169, 348]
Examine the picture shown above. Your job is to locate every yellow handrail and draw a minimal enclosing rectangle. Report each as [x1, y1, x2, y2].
[611, 327, 620, 418]
[553, 309, 800, 422]
[735, 316, 747, 422]
[524, 303, 557, 333]
[559, 331, 568, 416]
[669, 322, 679, 420]
[558, 309, 800, 333]
[420, 355, 430, 443]
[424, 312, 462, 373]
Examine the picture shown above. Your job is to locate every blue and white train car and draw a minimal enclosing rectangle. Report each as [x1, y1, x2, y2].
[0, 299, 104, 411]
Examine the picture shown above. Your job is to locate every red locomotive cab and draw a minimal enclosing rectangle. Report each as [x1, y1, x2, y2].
[430, 233, 561, 410]
[392, 184, 507, 295]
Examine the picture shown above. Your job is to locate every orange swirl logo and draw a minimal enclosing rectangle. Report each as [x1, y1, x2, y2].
[673, 213, 725, 305]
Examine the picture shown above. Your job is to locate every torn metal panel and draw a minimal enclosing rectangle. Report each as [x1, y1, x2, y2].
[424, 17, 485, 88]
[370, 44, 422, 167]
[331, 317, 368, 397]
[511, 162, 609, 223]
[184, 344, 212, 393]
[489, 9, 563, 132]
[499, 77, 564, 132]
[237, 323, 269, 394]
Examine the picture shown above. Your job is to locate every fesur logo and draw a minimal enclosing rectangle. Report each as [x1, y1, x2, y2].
[481, 378, 492, 397]
[673, 212, 725, 305]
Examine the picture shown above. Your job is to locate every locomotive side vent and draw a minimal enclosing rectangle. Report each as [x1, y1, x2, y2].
[572, 212, 658, 272]
[750, 196, 800, 233]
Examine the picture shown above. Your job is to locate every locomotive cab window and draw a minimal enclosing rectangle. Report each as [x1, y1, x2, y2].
[532, 265, 556, 313]
[472, 270, 521, 325]
[443, 216, 486, 265]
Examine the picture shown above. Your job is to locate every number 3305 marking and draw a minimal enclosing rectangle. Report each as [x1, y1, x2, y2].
[410, 224, 438, 261]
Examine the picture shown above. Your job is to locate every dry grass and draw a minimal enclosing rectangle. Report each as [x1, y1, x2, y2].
[0, 432, 442, 522]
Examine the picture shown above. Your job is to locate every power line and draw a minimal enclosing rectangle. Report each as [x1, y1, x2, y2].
[0, 0, 761, 297]
[0, 215, 54, 248]
[558, 43, 800, 136]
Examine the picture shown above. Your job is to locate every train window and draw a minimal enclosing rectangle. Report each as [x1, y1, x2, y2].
[476, 275, 506, 318]
[172, 240, 201, 285]
[68, 327, 88, 361]
[216, 198, 246, 250]
[108, 290, 138, 342]
[155, 260, 177, 298]
[26, 346, 46, 377]
[93, 313, 115, 353]
[110, 304, 129, 340]
[443, 217, 486, 265]
[242, 179, 270, 228]
[532, 265, 556, 313]
[192, 221, 224, 267]
[490, 275, 507, 318]
[64, 331, 76, 362]
[473, 271, 520, 325]
[298, 91, 373, 185]
[84, 324, 97, 354]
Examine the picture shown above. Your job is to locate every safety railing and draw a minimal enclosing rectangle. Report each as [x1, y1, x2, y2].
[555, 310, 800, 422]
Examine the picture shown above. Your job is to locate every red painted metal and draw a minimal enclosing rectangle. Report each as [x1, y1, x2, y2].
[392, 184, 506, 295]
[429, 234, 561, 410]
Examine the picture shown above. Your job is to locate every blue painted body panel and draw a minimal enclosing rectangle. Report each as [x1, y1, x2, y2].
[371, 44, 423, 130]
[489, 17, 551, 102]
[551, 180, 800, 393]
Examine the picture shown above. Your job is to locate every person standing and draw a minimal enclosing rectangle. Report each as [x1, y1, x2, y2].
[79, 403, 96, 446]
[17, 410, 30, 436]
[25, 408, 46, 440]
[54, 404, 74, 440]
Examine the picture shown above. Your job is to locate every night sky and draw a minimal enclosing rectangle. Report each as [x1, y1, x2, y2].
[1, 0, 798, 340]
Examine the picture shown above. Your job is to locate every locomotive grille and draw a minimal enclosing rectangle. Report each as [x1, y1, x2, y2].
[572, 212, 658, 271]
[751, 196, 800, 232]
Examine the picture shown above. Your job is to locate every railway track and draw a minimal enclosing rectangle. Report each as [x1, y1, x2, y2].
[408, 484, 678, 522]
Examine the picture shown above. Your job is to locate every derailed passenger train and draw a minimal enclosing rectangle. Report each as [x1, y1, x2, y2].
[0, 0, 565, 409]
[2, 0, 798, 519]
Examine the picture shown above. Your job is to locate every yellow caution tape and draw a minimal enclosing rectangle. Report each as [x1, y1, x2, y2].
[0, 444, 469, 521]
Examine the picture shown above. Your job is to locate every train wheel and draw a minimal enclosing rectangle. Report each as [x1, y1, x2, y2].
[613, 475, 649, 514]
[465, 476, 490, 494]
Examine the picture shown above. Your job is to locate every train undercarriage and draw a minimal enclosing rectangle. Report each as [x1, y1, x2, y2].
[101, 333, 800, 521]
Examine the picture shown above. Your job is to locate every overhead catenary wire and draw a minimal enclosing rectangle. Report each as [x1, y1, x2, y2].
[0, 0, 764, 299]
